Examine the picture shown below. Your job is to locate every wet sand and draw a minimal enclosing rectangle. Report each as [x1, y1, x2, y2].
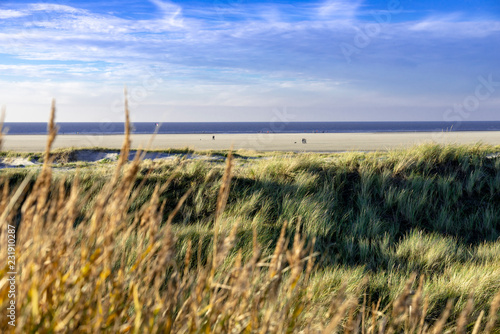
[2, 131, 500, 152]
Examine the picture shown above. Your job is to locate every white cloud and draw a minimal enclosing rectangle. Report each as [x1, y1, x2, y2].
[0, 64, 109, 80]
[317, 0, 361, 19]
[0, 9, 27, 19]
[148, 0, 184, 27]
[409, 18, 500, 37]
[28, 4, 85, 14]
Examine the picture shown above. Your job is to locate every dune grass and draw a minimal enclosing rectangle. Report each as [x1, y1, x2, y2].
[0, 101, 500, 332]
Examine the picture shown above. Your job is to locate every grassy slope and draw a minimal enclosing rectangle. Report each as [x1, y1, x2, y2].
[2, 143, 500, 324]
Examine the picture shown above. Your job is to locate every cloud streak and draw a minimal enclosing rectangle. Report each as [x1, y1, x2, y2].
[0, 0, 499, 121]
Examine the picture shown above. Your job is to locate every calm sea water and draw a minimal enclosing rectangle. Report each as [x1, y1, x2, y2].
[3, 121, 500, 135]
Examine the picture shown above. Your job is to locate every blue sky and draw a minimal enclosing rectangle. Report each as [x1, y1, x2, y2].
[0, 0, 499, 122]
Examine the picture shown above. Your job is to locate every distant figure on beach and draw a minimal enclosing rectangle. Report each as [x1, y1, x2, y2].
[212, 135, 215, 140]
[302, 138, 307, 144]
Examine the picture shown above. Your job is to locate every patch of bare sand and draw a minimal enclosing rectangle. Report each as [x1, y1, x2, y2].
[1, 132, 499, 152]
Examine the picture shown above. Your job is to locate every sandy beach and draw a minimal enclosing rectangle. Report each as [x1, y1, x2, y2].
[2, 131, 500, 153]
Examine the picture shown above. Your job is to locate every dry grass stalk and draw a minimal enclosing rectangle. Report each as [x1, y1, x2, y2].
[44, 99, 58, 163]
[0, 106, 5, 150]
[322, 297, 356, 333]
[409, 275, 425, 333]
[430, 299, 454, 334]
[472, 310, 485, 334]
[211, 150, 234, 279]
[485, 290, 500, 333]
[456, 295, 474, 334]
[118, 86, 131, 168]
[214, 149, 233, 222]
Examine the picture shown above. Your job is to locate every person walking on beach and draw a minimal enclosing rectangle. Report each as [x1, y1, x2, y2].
[212, 135, 215, 140]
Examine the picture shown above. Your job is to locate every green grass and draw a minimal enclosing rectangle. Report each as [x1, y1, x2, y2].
[2, 143, 500, 325]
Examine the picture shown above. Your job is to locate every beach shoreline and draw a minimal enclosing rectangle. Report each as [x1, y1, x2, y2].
[1, 131, 500, 152]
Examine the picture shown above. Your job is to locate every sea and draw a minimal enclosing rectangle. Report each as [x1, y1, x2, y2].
[2, 121, 500, 135]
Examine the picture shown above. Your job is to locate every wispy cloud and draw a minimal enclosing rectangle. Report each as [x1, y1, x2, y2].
[317, 0, 361, 19]
[0, 0, 499, 121]
[28, 3, 85, 14]
[148, 0, 184, 26]
[409, 16, 500, 37]
[0, 9, 27, 19]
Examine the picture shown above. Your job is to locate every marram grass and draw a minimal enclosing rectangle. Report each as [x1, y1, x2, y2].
[0, 101, 500, 333]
